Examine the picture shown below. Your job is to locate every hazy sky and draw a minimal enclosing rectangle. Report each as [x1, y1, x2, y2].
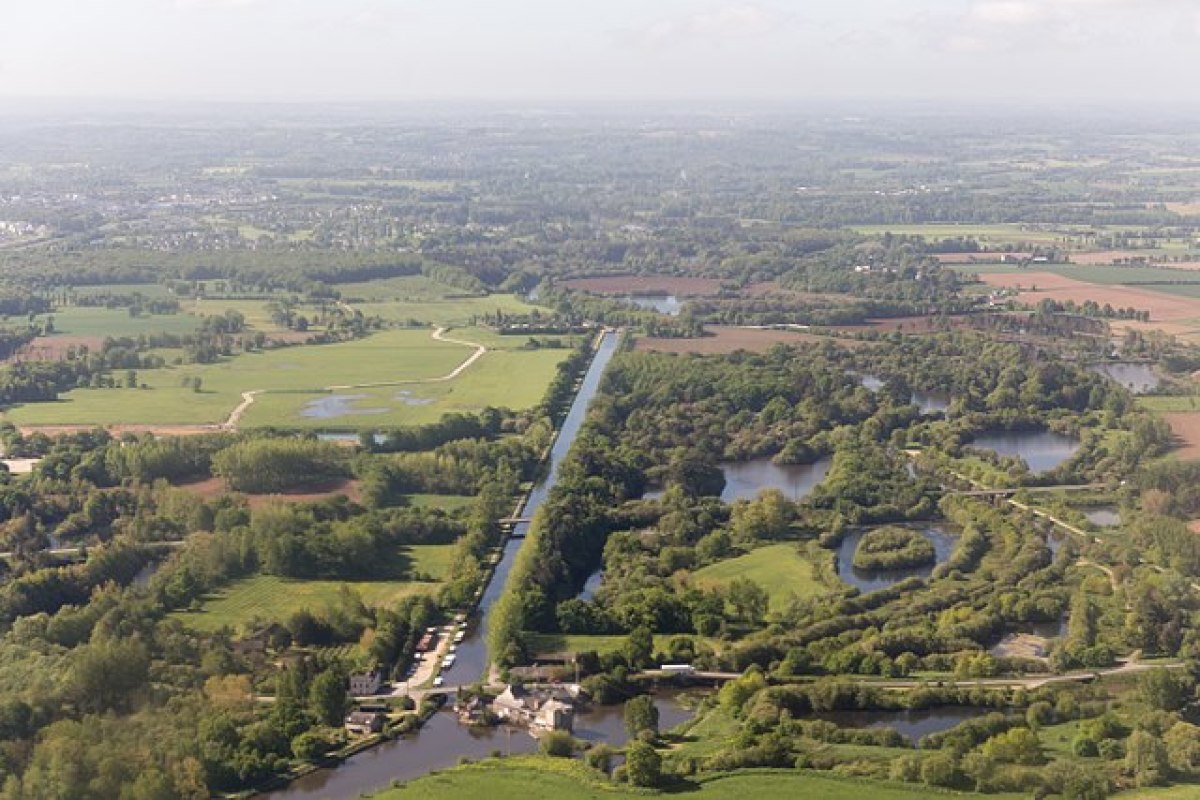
[2, 0, 1199, 103]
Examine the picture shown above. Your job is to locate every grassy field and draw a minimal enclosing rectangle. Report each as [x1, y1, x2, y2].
[377, 759, 1027, 800]
[353, 294, 541, 327]
[4, 327, 571, 428]
[173, 544, 452, 632]
[405, 494, 475, 512]
[32, 307, 201, 338]
[334, 275, 469, 302]
[241, 331, 572, 429]
[1138, 396, 1200, 413]
[692, 543, 833, 610]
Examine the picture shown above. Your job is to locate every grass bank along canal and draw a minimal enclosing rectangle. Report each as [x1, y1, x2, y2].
[261, 330, 623, 799]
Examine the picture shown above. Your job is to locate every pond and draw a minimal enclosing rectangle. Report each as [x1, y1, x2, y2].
[834, 524, 957, 593]
[1088, 362, 1160, 394]
[301, 394, 389, 419]
[718, 456, 833, 503]
[811, 706, 986, 743]
[970, 430, 1080, 473]
[859, 374, 949, 414]
[1084, 506, 1121, 527]
[625, 294, 682, 316]
[265, 692, 697, 799]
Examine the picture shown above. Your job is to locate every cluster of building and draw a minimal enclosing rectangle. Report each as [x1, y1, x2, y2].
[456, 683, 582, 734]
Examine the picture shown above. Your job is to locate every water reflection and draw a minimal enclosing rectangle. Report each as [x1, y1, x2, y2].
[811, 706, 984, 743]
[301, 394, 389, 419]
[859, 374, 949, 414]
[266, 693, 697, 799]
[719, 457, 832, 503]
[970, 430, 1079, 473]
[834, 525, 957, 593]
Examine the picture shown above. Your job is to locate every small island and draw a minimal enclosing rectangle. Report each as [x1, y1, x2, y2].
[852, 526, 937, 571]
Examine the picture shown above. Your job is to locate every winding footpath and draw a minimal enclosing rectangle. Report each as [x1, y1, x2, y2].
[218, 327, 486, 431]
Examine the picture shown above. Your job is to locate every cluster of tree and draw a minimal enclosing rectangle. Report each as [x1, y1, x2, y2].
[211, 438, 348, 494]
[851, 526, 937, 571]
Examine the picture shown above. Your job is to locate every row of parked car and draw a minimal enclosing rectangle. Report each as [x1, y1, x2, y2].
[430, 616, 469, 688]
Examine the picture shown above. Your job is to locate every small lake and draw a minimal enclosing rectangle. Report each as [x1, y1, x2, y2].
[1089, 362, 1160, 394]
[811, 706, 984, 743]
[301, 394, 389, 419]
[626, 294, 682, 316]
[834, 524, 957, 593]
[265, 693, 696, 799]
[859, 375, 949, 414]
[1084, 506, 1121, 527]
[970, 430, 1080, 473]
[719, 456, 833, 503]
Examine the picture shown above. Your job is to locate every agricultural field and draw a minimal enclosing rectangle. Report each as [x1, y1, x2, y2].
[172, 544, 453, 633]
[972, 270, 1200, 336]
[379, 760, 1027, 800]
[691, 543, 833, 610]
[1163, 412, 1200, 460]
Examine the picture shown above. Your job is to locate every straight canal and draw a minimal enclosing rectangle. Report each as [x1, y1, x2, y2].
[264, 330, 626, 799]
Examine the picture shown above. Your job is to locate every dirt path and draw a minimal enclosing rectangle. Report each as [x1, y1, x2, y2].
[219, 327, 486, 431]
[1077, 559, 1120, 592]
[221, 390, 262, 431]
[324, 327, 486, 391]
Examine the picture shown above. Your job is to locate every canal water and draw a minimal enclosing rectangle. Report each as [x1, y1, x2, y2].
[834, 524, 957, 593]
[265, 692, 695, 799]
[264, 331, 623, 799]
[970, 430, 1080, 473]
[440, 329, 620, 687]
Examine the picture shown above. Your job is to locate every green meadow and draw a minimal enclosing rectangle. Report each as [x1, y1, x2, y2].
[4, 328, 473, 427]
[692, 543, 834, 610]
[172, 544, 453, 633]
[376, 760, 1027, 800]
